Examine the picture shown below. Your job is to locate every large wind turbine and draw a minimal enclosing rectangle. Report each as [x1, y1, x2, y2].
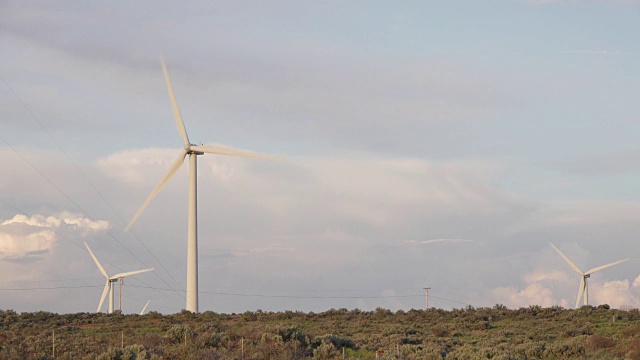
[549, 242, 629, 308]
[84, 242, 154, 314]
[125, 57, 272, 313]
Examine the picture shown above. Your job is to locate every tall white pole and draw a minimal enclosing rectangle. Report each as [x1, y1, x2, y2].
[109, 281, 114, 314]
[584, 278, 588, 306]
[423, 287, 431, 310]
[186, 153, 199, 312]
[119, 278, 123, 313]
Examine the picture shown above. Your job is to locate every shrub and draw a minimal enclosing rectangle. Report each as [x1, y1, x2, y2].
[627, 338, 640, 360]
[313, 341, 340, 359]
[165, 324, 193, 344]
[586, 334, 615, 350]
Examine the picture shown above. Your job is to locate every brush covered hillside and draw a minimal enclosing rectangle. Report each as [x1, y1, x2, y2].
[2, 305, 640, 359]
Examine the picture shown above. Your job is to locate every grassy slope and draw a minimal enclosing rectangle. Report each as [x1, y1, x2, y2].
[1, 305, 640, 359]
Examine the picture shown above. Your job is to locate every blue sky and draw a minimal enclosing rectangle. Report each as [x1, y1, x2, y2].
[1, 0, 639, 314]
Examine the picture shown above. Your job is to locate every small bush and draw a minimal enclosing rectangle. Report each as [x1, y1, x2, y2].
[431, 324, 450, 337]
[586, 334, 615, 350]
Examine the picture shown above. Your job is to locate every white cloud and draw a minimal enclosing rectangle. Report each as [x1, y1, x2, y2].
[591, 279, 640, 309]
[0, 229, 55, 260]
[0, 212, 110, 260]
[404, 239, 476, 245]
[487, 265, 640, 309]
[58, 212, 110, 233]
[96, 148, 181, 184]
[491, 283, 559, 308]
[2, 214, 61, 228]
[523, 269, 569, 284]
[561, 50, 622, 56]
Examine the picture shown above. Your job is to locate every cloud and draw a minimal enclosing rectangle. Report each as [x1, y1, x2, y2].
[590, 279, 640, 308]
[524, 0, 639, 5]
[561, 50, 622, 56]
[523, 269, 569, 284]
[404, 239, 476, 245]
[491, 283, 560, 308]
[0, 212, 110, 261]
[487, 265, 640, 309]
[544, 201, 640, 228]
[96, 148, 181, 184]
[231, 243, 295, 257]
[1, 1, 515, 160]
[551, 148, 640, 176]
[0, 229, 55, 262]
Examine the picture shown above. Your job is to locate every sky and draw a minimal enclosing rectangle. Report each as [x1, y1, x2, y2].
[1, 0, 640, 314]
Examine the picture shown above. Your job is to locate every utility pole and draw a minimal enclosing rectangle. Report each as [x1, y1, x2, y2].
[423, 287, 431, 310]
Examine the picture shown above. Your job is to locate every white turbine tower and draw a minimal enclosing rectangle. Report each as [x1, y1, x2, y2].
[84, 242, 154, 314]
[125, 57, 272, 313]
[549, 242, 629, 309]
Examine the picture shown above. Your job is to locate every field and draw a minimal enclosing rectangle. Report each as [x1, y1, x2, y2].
[2, 305, 640, 359]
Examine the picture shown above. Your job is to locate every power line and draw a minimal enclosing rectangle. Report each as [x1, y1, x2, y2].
[429, 295, 471, 307]
[203, 284, 423, 293]
[2, 76, 183, 292]
[0, 285, 101, 291]
[0, 78, 186, 309]
[0, 282, 472, 306]
[128, 285, 425, 299]
[0, 145, 184, 309]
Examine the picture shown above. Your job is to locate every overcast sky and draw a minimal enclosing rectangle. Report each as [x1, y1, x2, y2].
[1, 0, 640, 314]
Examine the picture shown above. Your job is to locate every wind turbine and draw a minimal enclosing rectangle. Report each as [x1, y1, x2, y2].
[125, 57, 272, 313]
[84, 241, 154, 314]
[549, 242, 629, 308]
[140, 300, 150, 315]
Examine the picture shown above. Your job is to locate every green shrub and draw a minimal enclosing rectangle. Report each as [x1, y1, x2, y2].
[431, 324, 450, 337]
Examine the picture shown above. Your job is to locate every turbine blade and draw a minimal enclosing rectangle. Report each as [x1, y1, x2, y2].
[575, 277, 585, 309]
[190, 144, 275, 160]
[585, 258, 629, 275]
[84, 241, 109, 279]
[97, 279, 110, 313]
[125, 150, 188, 232]
[549, 242, 584, 275]
[140, 300, 150, 315]
[111, 268, 154, 279]
[160, 56, 190, 147]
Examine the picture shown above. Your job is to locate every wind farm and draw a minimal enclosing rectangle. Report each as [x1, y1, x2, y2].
[1, 1, 640, 358]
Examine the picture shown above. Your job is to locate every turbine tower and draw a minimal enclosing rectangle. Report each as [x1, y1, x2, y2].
[84, 242, 154, 313]
[125, 57, 272, 313]
[549, 242, 629, 308]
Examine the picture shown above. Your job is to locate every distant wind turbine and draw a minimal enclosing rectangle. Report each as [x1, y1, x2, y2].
[84, 242, 154, 314]
[549, 242, 629, 308]
[140, 300, 150, 315]
[125, 56, 273, 313]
